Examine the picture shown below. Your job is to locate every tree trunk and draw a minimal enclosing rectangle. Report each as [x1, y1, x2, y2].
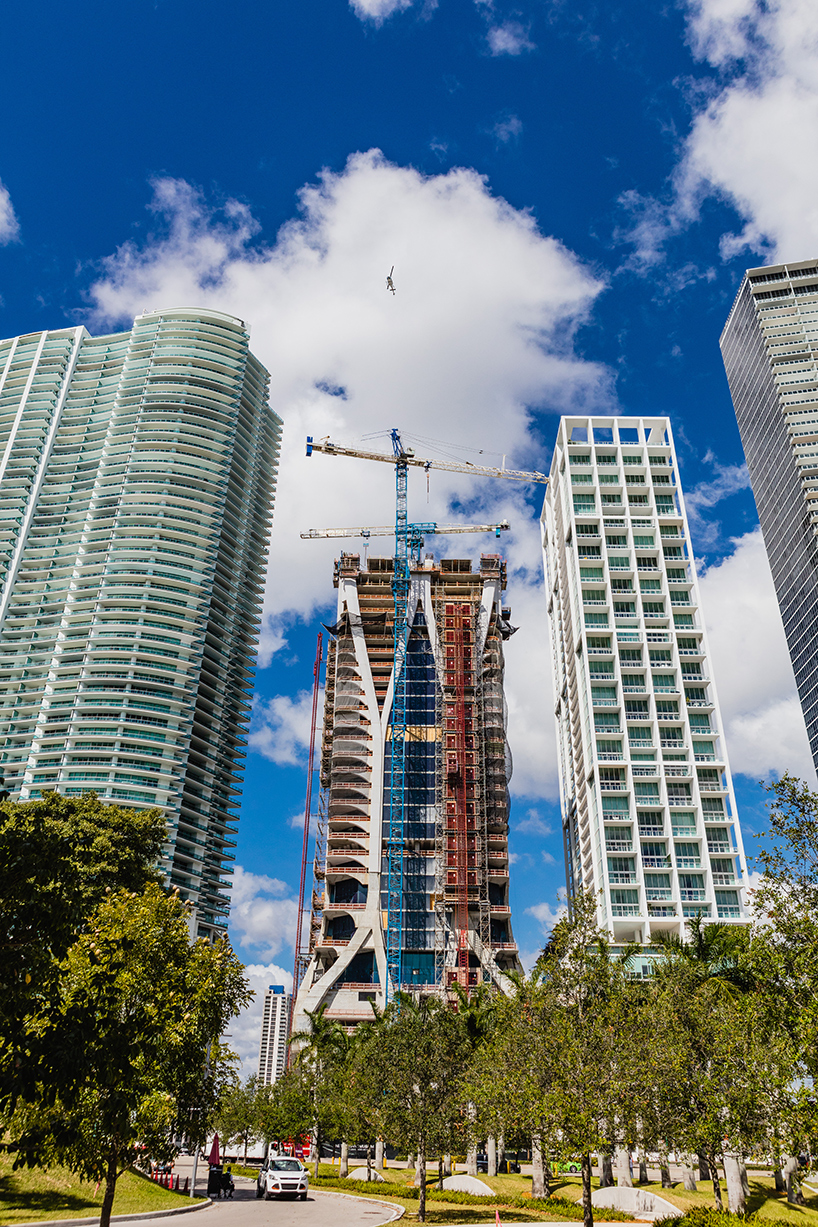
[740, 1157, 750, 1199]
[487, 1135, 497, 1178]
[774, 1168, 786, 1193]
[467, 1142, 478, 1177]
[616, 1146, 633, 1188]
[498, 1134, 506, 1174]
[443, 1154, 452, 1177]
[340, 1141, 349, 1179]
[532, 1135, 545, 1198]
[314, 1128, 321, 1181]
[438, 1155, 444, 1190]
[638, 1148, 648, 1184]
[418, 1140, 427, 1223]
[698, 1153, 710, 1181]
[367, 1142, 373, 1183]
[724, 1154, 746, 1214]
[581, 1153, 594, 1227]
[600, 1152, 614, 1188]
[682, 1160, 697, 1192]
[414, 1151, 425, 1188]
[785, 1155, 800, 1204]
[100, 1152, 118, 1227]
[375, 1138, 384, 1171]
[709, 1153, 723, 1209]
[659, 1142, 672, 1189]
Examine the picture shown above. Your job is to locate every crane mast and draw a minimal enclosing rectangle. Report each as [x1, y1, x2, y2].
[306, 428, 546, 999]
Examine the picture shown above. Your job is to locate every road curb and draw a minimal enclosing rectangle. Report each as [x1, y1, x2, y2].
[311, 1188, 406, 1221]
[10, 1196, 212, 1227]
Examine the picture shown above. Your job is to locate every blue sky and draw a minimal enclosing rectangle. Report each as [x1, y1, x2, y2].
[1, 0, 816, 1062]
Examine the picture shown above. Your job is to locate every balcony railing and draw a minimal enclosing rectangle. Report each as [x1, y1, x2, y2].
[609, 872, 637, 884]
[694, 753, 716, 762]
[707, 842, 731, 854]
[642, 856, 669, 868]
[646, 632, 671, 642]
[676, 857, 701, 869]
[632, 766, 658, 776]
[606, 842, 633, 853]
[686, 699, 712, 708]
[668, 797, 693, 807]
[665, 766, 691, 777]
[717, 905, 741, 918]
[712, 873, 736, 885]
[646, 890, 673, 901]
[588, 647, 613, 656]
[600, 781, 626, 791]
[680, 889, 707, 902]
[611, 905, 641, 916]
[678, 648, 702, 656]
[648, 906, 676, 917]
[639, 825, 664, 836]
[598, 753, 624, 761]
[629, 739, 653, 748]
[699, 782, 725, 792]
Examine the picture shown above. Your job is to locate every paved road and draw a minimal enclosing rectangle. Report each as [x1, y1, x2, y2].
[130, 1164, 401, 1227]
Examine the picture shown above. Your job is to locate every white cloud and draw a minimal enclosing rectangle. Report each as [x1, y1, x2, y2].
[0, 180, 19, 245]
[348, 0, 416, 23]
[86, 150, 612, 800]
[249, 688, 322, 766]
[486, 21, 535, 56]
[526, 892, 568, 937]
[698, 528, 817, 783]
[620, 0, 818, 267]
[490, 113, 524, 146]
[226, 961, 293, 1073]
[227, 864, 298, 961]
[684, 457, 751, 547]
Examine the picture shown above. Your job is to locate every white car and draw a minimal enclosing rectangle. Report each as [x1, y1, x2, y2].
[256, 1157, 309, 1201]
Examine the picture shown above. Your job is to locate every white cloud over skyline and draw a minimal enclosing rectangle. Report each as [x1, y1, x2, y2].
[0, 180, 19, 246]
[227, 865, 298, 961]
[349, 0, 417, 21]
[698, 528, 816, 784]
[87, 149, 610, 800]
[620, 0, 818, 269]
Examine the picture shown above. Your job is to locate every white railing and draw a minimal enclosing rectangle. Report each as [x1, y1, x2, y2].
[665, 766, 691, 777]
[611, 905, 641, 916]
[712, 873, 735, 885]
[646, 890, 673, 901]
[676, 857, 701, 869]
[694, 754, 716, 762]
[698, 782, 724, 792]
[680, 889, 707, 901]
[717, 906, 741, 918]
[639, 825, 664, 836]
[609, 872, 637, 884]
[600, 781, 625, 791]
[642, 856, 668, 868]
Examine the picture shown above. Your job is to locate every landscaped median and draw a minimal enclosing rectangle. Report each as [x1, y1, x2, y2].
[237, 1164, 636, 1224]
[0, 1158, 207, 1225]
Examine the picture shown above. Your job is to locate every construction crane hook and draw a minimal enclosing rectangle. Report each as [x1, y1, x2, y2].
[386, 266, 396, 295]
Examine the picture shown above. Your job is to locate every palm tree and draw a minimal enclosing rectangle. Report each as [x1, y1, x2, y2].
[289, 1004, 348, 1179]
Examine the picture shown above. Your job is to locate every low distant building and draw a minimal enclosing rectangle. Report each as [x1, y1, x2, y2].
[257, 985, 291, 1085]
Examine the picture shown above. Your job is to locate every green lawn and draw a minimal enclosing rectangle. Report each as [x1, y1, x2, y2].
[0, 1159, 206, 1224]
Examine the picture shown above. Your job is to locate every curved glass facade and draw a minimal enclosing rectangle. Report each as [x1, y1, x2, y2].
[0, 308, 281, 939]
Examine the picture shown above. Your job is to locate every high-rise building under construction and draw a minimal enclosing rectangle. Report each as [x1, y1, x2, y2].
[542, 416, 749, 948]
[293, 549, 522, 1030]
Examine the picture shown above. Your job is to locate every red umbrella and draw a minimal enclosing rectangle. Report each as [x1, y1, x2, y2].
[207, 1134, 221, 1166]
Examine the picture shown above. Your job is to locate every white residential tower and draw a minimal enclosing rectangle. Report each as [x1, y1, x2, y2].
[542, 416, 749, 947]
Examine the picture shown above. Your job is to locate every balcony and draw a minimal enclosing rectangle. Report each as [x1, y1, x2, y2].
[660, 740, 685, 749]
[597, 752, 624, 761]
[642, 856, 669, 868]
[648, 905, 676, 917]
[629, 739, 653, 748]
[611, 904, 641, 917]
[639, 825, 664, 837]
[606, 842, 633, 853]
[600, 781, 626, 791]
[632, 766, 659, 777]
[686, 698, 713, 709]
[665, 766, 691, 777]
[699, 782, 725, 792]
[676, 857, 701, 869]
[717, 905, 741, 918]
[623, 685, 647, 694]
[646, 889, 673, 901]
[694, 753, 716, 762]
[712, 872, 736, 886]
[680, 889, 707, 902]
[609, 872, 637, 884]
[588, 647, 613, 656]
[592, 699, 619, 707]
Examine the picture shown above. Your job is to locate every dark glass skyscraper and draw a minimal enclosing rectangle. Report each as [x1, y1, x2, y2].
[720, 261, 818, 770]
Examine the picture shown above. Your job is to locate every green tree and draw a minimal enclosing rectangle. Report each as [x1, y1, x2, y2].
[4, 882, 250, 1227]
[289, 1004, 349, 1177]
[356, 992, 469, 1223]
[216, 1075, 260, 1162]
[0, 792, 166, 1107]
[256, 1066, 314, 1154]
